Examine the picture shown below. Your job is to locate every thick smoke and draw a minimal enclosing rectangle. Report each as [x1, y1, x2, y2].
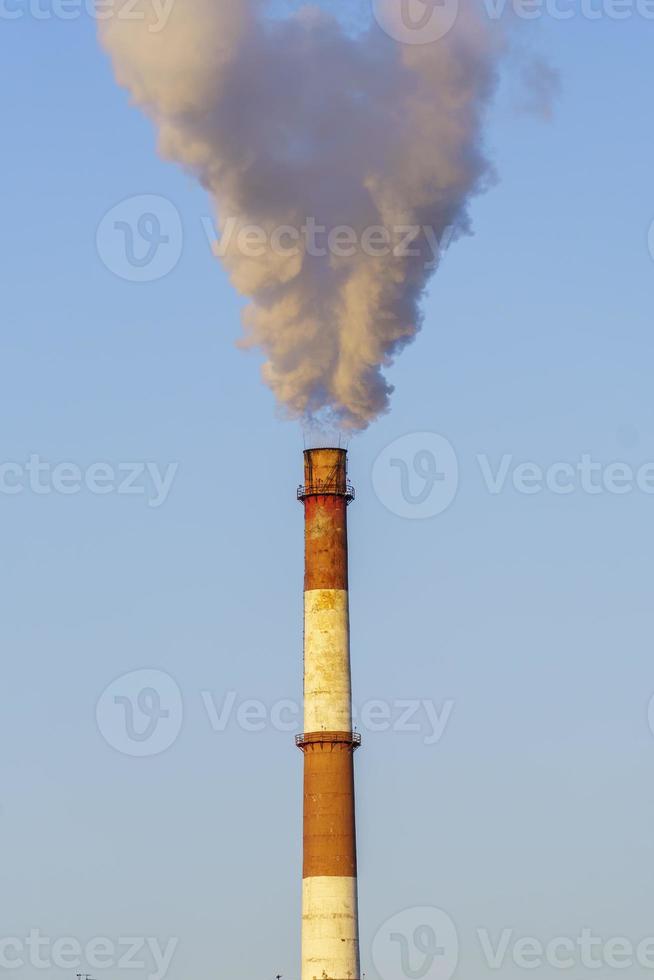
[100, 0, 501, 430]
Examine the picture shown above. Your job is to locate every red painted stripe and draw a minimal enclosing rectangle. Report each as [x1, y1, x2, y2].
[303, 739, 358, 879]
[304, 495, 349, 591]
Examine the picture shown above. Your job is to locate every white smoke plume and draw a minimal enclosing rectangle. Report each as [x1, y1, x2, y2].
[99, 0, 502, 430]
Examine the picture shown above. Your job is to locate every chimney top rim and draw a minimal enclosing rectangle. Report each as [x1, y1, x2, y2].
[303, 446, 348, 455]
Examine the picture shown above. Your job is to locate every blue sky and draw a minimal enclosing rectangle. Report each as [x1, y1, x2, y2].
[2, 6, 654, 980]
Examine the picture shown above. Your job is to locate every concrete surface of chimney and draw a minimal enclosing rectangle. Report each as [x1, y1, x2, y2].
[297, 448, 361, 980]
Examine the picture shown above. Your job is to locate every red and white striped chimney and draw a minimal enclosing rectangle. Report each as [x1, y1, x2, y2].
[297, 448, 361, 980]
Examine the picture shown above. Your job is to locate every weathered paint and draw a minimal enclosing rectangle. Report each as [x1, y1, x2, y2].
[302, 737, 357, 879]
[303, 447, 349, 496]
[302, 876, 360, 980]
[300, 448, 360, 980]
[304, 589, 352, 733]
[304, 495, 349, 591]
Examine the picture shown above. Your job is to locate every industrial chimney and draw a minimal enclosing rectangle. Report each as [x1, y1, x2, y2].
[296, 448, 361, 980]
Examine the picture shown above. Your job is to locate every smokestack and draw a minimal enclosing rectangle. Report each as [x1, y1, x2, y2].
[297, 448, 361, 980]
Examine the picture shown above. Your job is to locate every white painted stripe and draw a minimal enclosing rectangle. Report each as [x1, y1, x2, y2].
[304, 589, 352, 733]
[302, 875, 360, 980]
